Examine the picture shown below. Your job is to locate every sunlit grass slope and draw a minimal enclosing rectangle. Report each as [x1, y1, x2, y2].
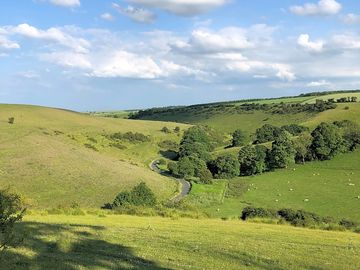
[3, 214, 359, 270]
[0, 104, 189, 208]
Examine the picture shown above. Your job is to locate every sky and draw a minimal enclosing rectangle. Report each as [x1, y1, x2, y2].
[0, 0, 359, 111]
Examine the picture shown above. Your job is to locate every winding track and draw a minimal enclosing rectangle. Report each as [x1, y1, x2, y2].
[149, 159, 191, 202]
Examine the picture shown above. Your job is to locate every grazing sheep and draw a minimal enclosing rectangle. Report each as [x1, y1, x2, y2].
[304, 199, 309, 202]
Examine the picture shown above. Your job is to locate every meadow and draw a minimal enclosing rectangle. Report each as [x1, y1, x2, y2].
[2, 214, 360, 270]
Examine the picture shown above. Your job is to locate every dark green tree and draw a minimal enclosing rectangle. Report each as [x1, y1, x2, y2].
[268, 133, 295, 169]
[112, 182, 156, 208]
[294, 133, 312, 164]
[210, 154, 240, 179]
[310, 122, 343, 160]
[238, 145, 267, 176]
[254, 124, 282, 143]
[231, 129, 247, 147]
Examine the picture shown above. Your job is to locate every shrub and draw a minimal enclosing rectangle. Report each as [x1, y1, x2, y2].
[0, 189, 25, 251]
[241, 206, 277, 220]
[109, 132, 150, 143]
[281, 124, 309, 136]
[278, 209, 322, 227]
[174, 126, 181, 133]
[8, 117, 15, 124]
[112, 182, 156, 208]
[339, 219, 358, 229]
[161, 127, 171, 133]
[158, 140, 178, 151]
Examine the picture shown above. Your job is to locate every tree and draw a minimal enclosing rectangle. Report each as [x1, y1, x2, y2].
[161, 127, 171, 133]
[112, 182, 156, 208]
[0, 189, 25, 251]
[267, 133, 295, 169]
[281, 124, 309, 136]
[8, 117, 14, 124]
[210, 154, 240, 179]
[174, 126, 181, 133]
[343, 125, 360, 151]
[238, 145, 267, 176]
[179, 142, 212, 162]
[231, 129, 247, 147]
[294, 133, 312, 164]
[254, 124, 282, 143]
[310, 122, 343, 160]
[180, 126, 213, 152]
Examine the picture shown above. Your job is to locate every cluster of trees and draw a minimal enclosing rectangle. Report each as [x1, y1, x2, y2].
[108, 132, 150, 143]
[254, 124, 308, 144]
[168, 120, 360, 182]
[105, 182, 157, 209]
[328, 97, 357, 103]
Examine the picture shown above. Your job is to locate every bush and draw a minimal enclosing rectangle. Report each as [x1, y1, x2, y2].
[339, 219, 358, 229]
[281, 124, 309, 136]
[241, 206, 277, 220]
[158, 140, 178, 151]
[161, 127, 171, 133]
[8, 117, 15, 124]
[278, 209, 322, 227]
[0, 189, 25, 251]
[112, 182, 157, 208]
[109, 132, 150, 143]
[174, 126, 181, 133]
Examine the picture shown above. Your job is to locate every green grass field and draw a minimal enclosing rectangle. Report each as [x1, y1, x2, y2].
[2, 214, 359, 270]
[0, 104, 189, 208]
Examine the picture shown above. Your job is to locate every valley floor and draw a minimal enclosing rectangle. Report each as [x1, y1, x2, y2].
[3, 214, 360, 270]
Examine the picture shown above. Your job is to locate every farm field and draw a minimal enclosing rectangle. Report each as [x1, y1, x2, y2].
[2, 214, 359, 270]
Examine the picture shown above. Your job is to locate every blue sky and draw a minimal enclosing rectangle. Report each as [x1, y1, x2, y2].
[0, 0, 359, 111]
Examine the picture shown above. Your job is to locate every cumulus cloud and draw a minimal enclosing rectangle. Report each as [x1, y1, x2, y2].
[128, 0, 226, 16]
[307, 80, 331, 87]
[49, 0, 80, 8]
[89, 51, 162, 79]
[290, 0, 341, 16]
[297, 34, 325, 53]
[101, 13, 115, 21]
[113, 3, 156, 23]
[0, 35, 20, 49]
[341, 13, 360, 24]
[10, 23, 90, 53]
[172, 27, 253, 53]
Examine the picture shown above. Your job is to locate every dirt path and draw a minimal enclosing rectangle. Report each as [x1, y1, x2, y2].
[149, 159, 191, 202]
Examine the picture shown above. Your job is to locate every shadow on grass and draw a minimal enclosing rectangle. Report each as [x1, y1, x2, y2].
[0, 221, 170, 270]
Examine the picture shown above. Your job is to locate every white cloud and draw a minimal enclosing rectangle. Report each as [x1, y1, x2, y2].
[90, 51, 162, 79]
[128, 0, 226, 16]
[332, 34, 360, 49]
[10, 23, 90, 53]
[0, 35, 20, 49]
[290, 0, 341, 16]
[297, 34, 325, 53]
[307, 80, 331, 87]
[41, 52, 92, 69]
[113, 3, 156, 24]
[49, 0, 80, 8]
[172, 27, 253, 53]
[341, 13, 360, 24]
[101, 13, 115, 21]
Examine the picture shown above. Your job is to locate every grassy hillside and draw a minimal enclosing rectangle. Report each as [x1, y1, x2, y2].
[0, 104, 189, 208]
[131, 91, 360, 133]
[3, 214, 359, 270]
[186, 149, 360, 221]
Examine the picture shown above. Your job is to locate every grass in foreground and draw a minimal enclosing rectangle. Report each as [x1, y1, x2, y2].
[2, 214, 359, 270]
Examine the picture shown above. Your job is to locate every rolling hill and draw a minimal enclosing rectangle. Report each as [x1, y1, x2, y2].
[0, 104, 189, 208]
